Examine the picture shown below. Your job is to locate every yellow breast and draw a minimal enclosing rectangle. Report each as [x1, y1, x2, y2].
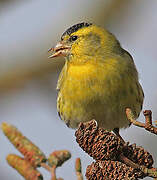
[57, 57, 143, 130]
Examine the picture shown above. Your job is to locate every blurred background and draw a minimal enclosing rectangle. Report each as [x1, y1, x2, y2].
[0, 0, 157, 179]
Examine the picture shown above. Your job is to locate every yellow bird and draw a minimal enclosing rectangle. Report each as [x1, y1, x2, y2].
[48, 22, 144, 135]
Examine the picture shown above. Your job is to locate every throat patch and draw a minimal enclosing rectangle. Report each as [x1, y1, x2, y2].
[61, 22, 92, 40]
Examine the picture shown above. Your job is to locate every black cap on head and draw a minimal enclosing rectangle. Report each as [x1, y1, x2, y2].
[61, 22, 92, 40]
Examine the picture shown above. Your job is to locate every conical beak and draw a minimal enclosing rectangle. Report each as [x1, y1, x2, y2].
[48, 42, 70, 58]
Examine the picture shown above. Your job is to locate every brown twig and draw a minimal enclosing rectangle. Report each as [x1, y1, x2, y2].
[126, 108, 157, 135]
[41, 163, 57, 180]
[119, 153, 157, 178]
[144, 110, 152, 126]
[119, 153, 140, 170]
[75, 158, 83, 180]
[51, 165, 57, 180]
[141, 167, 157, 178]
[41, 162, 52, 172]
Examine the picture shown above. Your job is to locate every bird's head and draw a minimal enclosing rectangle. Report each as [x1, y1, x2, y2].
[48, 22, 121, 62]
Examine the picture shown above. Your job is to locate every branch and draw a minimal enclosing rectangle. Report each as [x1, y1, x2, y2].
[126, 108, 157, 135]
[75, 158, 83, 180]
[75, 119, 157, 179]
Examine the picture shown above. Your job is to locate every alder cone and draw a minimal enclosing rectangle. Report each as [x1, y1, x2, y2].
[75, 120, 123, 161]
[123, 144, 154, 168]
[86, 160, 144, 180]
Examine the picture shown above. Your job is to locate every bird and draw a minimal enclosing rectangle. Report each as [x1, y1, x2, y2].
[48, 22, 144, 136]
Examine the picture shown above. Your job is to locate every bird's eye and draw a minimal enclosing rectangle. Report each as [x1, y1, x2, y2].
[70, 35, 78, 41]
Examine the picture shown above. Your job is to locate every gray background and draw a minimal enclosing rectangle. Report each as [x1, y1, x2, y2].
[0, 0, 157, 179]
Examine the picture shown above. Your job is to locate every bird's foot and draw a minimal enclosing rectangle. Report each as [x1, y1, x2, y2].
[113, 128, 126, 144]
